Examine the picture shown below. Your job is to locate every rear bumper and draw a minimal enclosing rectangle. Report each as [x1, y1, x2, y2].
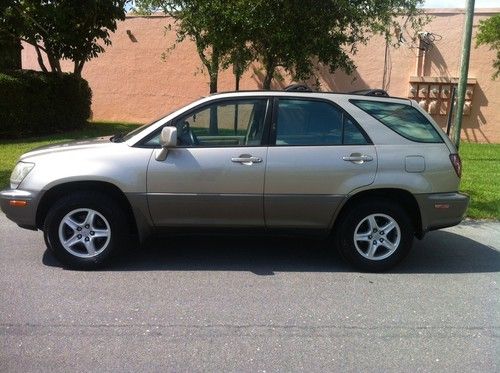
[415, 192, 469, 234]
[0, 189, 39, 230]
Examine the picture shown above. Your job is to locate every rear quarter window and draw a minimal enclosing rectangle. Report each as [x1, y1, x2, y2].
[350, 99, 443, 143]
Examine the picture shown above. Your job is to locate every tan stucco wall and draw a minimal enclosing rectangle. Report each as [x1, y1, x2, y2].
[21, 9, 500, 143]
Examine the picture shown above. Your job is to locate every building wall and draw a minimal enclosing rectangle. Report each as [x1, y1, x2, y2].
[21, 9, 500, 143]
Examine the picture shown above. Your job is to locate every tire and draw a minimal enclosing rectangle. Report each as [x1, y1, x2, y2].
[336, 200, 414, 272]
[43, 191, 128, 269]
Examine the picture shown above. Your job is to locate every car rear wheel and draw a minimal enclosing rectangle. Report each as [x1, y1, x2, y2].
[43, 191, 127, 269]
[336, 200, 414, 272]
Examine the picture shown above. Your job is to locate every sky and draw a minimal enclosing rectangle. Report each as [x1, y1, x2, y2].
[125, 1, 499, 12]
[423, 0, 500, 7]
[127, 1, 500, 10]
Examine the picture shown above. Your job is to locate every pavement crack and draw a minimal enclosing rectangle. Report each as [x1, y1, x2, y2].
[1, 322, 498, 339]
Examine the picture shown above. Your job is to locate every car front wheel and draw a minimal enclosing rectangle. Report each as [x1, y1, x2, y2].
[337, 200, 414, 272]
[43, 191, 127, 269]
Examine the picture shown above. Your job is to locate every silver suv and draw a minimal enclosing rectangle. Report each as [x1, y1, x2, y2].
[1, 91, 469, 271]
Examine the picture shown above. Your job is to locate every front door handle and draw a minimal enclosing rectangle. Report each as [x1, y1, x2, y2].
[342, 153, 373, 164]
[231, 154, 263, 165]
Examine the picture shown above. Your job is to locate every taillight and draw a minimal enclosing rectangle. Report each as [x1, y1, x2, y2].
[449, 153, 462, 178]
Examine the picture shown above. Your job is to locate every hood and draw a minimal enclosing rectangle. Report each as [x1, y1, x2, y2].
[20, 136, 118, 160]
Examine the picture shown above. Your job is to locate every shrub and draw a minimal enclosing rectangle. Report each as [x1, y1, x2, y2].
[0, 30, 21, 71]
[0, 70, 92, 138]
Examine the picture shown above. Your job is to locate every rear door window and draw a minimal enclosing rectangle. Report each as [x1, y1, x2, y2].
[274, 99, 369, 146]
[350, 99, 443, 143]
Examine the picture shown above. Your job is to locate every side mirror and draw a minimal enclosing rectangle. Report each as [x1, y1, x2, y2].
[156, 126, 177, 161]
[160, 126, 177, 148]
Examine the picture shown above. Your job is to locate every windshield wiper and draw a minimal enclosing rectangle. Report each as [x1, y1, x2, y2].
[110, 133, 125, 142]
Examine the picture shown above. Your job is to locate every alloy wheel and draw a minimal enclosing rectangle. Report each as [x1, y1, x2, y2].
[353, 213, 401, 261]
[58, 208, 111, 258]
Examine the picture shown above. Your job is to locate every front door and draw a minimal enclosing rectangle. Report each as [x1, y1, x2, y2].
[147, 98, 270, 227]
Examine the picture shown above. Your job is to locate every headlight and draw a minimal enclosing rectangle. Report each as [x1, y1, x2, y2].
[10, 162, 35, 189]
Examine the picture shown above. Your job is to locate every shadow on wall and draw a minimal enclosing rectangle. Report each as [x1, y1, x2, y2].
[250, 65, 288, 90]
[126, 30, 138, 43]
[432, 83, 490, 143]
[423, 43, 451, 77]
[461, 83, 490, 143]
[249, 61, 370, 93]
[305, 62, 371, 93]
[247, 47, 491, 143]
[421, 43, 491, 143]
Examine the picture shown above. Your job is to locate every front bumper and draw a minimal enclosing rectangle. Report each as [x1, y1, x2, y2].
[415, 192, 470, 234]
[0, 189, 40, 230]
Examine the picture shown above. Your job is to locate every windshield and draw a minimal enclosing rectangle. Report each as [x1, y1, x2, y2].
[110, 112, 175, 143]
[119, 115, 165, 142]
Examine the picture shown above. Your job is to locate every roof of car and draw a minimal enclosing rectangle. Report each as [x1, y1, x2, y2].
[209, 89, 411, 103]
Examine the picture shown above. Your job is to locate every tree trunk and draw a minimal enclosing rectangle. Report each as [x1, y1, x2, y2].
[194, 42, 220, 132]
[198, 43, 219, 94]
[209, 105, 218, 135]
[207, 50, 220, 134]
[263, 73, 273, 90]
[235, 72, 241, 91]
[262, 58, 275, 90]
[209, 72, 218, 94]
[43, 40, 62, 74]
[46, 53, 62, 74]
[33, 44, 48, 73]
[233, 103, 239, 135]
[74, 60, 85, 77]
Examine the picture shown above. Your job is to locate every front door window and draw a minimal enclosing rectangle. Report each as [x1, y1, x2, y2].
[176, 99, 268, 147]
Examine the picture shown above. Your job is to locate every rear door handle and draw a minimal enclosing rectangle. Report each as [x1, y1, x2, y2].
[231, 154, 263, 165]
[342, 154, 373, 163]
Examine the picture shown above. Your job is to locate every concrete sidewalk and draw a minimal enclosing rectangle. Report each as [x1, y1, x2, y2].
[444, 219, 499, 249]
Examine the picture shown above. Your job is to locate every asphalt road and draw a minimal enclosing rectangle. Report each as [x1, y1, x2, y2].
[0, 212, 499, 372]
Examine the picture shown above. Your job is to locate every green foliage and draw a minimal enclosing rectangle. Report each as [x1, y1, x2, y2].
[460, 142, 500, 219]
[0, 121, 141, 188]
[135, 0, 427, 90]
[0, 70, 92, 138]
[1, 0, 127, 76]
[476, 14, 500, 79]
[135, 0, 250, 93]
[250, 0, 428, 88]
[0, 28, 21, 71]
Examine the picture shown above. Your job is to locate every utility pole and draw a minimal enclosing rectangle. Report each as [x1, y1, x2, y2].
[453, 0, 475, 150]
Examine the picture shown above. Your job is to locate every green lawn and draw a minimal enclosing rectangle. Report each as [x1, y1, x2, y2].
[0, 121, 140, 189]
[0, 125, 498, 220]
[459, 142, 500, 219]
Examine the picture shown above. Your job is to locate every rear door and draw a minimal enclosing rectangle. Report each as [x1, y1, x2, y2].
[264, 97, 377, 229]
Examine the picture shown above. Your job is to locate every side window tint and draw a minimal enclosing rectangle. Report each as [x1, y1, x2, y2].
[143, 99, 267, 147]
[143, 133, 162, 147]
[177, 99, 267, 147]
[276, 99, 343, 146]
[343, 117, 368, 145]
[350, 99, 443, 143]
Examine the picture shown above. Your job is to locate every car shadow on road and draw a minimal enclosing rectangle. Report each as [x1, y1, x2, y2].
[42, 230, 500, 275]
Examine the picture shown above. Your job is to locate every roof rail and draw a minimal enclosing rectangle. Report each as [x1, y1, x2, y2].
[284, 83, 312, 92]
[349, 89, 389, 97]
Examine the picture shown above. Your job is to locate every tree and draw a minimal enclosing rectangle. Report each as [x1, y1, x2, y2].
[248, 0, 427, 89]
[224, 42, 253, 91]
[1, 0, 127, 76]
[0, 28, 21, 71]
[134, 0, 251, 94]
[476, 14, 500, 79]
[135, 0, 427, 91]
